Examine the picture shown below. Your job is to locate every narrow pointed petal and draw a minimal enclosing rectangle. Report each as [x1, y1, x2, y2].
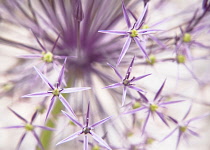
[45, 96, 56, 122]
[156, 111, 169, 127]
[31, 31, 47, 52]
[125, 56, 135, 79]
[138, 29, 163, 34]
[86, 102, 90, 127]
[102, 83, 122, 89]
[61, 87, 91, 93]
[51, 34, 60, 53]
[160, 127, 178, 142]
[30, 110, 38, 124]
[128, 85, 144, 92]
[159, 100, 185, 106]
[32, 131, 44, 150]
[16, 132, 27, 150]
[153, 80, 166, 101]
[130, 73, 151, 83]
[117, 37, 132, 66]
[122, 0, 131, 28]
[122, 106, 147, 115]
[59, 95, 76, 117]
[34, 125, 56, 131]
[168, 116, 178, 124]
[17, 54, 42, 59]
[138, 92, 149, 103]
[188, 129, 199, 137]
[133, 37, 149, 59]
[176, 130, 182, 150]
[187, 112, 210, 124]
[122, 86, 127, 106]
[61, 110, 82, 127]
[182, 104, 192, 120]
[107, 63, 123, 80]
[84, 135, 88, 150]
[0, 125, 25, 129]
[22, 91, 52, 98]
[56, 130, 82, 146]
[8, 107, 27, 123]
[34, 66, 54, 89]
[98, 30, 127, 35]
[90, 131, 112, 150]
[134, 3, 148, 29]
[58, 58, 67, 87]
[91, 116, 112, 128]
[142, 110, 150, 134]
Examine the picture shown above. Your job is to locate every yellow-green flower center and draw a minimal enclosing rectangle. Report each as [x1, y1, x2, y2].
[52, 88, 60, 96]
[132, 102, 141, 109]
[183, 33, 191, 43]
[146, 138, 155, 145]
[123, 79, 130, 85]
[179, 126, 187, 132]
[150, 104, 158, 112]
[142, 24, 149, 29]
[25, 123, 34, 131]
[42, 52, 53, 63]
[92, 145, 100, 150]
[130, 29, 138, 37]
[146, 55, 156, 65]
[176, 54, 186, 64]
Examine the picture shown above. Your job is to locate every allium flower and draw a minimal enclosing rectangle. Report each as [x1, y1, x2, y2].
[103, 56, 151, 106]
[22, 59, 91, 121]
[161, 105, 210, 149]
[0, 108, 54, 150]
[56, 102, 112, 150]
[123, 80, 184, 133]
[99, 2, 161, 65]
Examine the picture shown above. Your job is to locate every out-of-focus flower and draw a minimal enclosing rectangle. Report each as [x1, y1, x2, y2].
[161, 105, 210, 149]
[123, 80, 184, 134]
[0, 108, 55, 150]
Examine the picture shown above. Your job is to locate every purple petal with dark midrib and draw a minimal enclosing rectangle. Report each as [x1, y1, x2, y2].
[134, 3, 148, 29]
[130, 73, 151, 83]
[22, 91, 52, 98]
[45, 96, 56, 122]
[56, 130, 82, 146]
[61, 87, 91, 93]
[59, 95, 76, 117]
[34, 125, 56, 131]
[98, 30, 127, 35]
[153, 80, 166, 101]
[86, 102, 90, 127]
[90, 131, 112, 150]
[16, 132, 27, 150]
[84, 135, 88, 150]
[122, 0, 131, 28]
[34, 66, 55, 90]
[61, 110, 83, 128]
[133, 37, 149, 59]
[33, 131, 44, 150]
[107, 63, 123, 80]
[58, 58, 67, 87]
[8, 107, 27, 123]
[125, 56, 135, 80]
[91, 116, 112, 128]
[117, 37, 131, 66]
[102, 83, 122, 89]
[122, 86, 127, 106]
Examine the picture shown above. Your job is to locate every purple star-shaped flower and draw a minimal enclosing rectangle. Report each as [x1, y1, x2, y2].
[56, 102, 112, 150]
[123, 80, 184, 134]
[0, 108, 55, 150]
[161, 105, 210, 150]
[22, 59, 91, 121]
[103, 56, 151, 106]
[99, 2, 161, 66]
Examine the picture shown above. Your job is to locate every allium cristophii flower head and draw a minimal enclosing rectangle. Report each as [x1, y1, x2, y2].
[0, 0, 210, 150]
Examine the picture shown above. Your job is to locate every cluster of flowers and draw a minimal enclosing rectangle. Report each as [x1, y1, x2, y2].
[0, 0, 210, 150]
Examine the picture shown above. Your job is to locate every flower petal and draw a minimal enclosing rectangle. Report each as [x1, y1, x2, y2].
[22, 91, 52, 98]
[59, 95, 76, 118]
[128, 85, 144, 92]
[133, 37, 149, 59]
[107, 63, 123, 80]
[91, 116, 112, 128]
[58, 58, 67, 87]
[56, 130, 82, 146]
[8, 107, 27, 123]
[61, 110, 82, 128]
[122, 0, 131, 28]
[134, 3, 148, 29]
[16, 132, 27, 150]
[122, 86, 127, 106]
[117, 36, 132, 66]
[61, 87, 91, 93]
[32, 131, 44, 150]
[84, 135, 88, 150]
[34, 125, 56, 131]
[153, 80, 166, 101]
[90, 131, 112, 150]
[125, 56, 135, 80]
[102, 83, 122, 89]
[34, 66, 55, 89]
[45, 96, 56, 122]
[122, 106, 147, 115]
[130, 73, 151, 83]
[98, 30, 127, 35]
